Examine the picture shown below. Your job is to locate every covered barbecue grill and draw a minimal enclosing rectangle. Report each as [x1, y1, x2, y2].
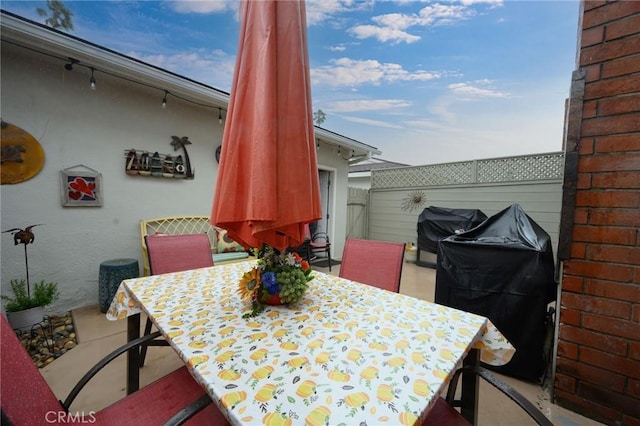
[416, 206, 487, 267]
[435, 203, 556, 381]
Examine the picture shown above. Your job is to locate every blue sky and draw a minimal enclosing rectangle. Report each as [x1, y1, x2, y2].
[4, 0, 580, 166]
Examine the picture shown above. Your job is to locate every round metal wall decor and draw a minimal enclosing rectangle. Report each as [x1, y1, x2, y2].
[1, 120, 45, 184]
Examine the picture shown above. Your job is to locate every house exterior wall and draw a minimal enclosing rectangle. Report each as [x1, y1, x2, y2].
[555, 1, 640, 424]
[347, 171, 372, 189]
[1, 41, 351, 314]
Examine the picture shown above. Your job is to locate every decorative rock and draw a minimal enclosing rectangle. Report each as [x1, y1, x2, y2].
[13, 312, 77, 369]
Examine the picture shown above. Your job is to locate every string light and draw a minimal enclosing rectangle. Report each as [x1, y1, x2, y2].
[89, 67, 96, 90]
[64, 57, 77, 71]
[6, 33, 373, 161]
[3, 39, 229, 116]
[2, 39, 372, 162]
[162, 90, 168, 108]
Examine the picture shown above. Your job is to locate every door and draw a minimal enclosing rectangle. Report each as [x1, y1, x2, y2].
[316, 169, 333, 237]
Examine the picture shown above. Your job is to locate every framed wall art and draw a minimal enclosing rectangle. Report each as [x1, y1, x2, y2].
[60, 164, 103, 207]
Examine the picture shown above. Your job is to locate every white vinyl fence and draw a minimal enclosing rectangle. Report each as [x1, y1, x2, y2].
[346, 187, 369, 239]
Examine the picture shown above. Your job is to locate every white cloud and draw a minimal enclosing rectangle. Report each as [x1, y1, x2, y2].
[340, 116, 404, 129]
[329, 99, 411, 112]
[371, 13, 417, 30]
[311, 58, 441, 87]
[349, 3, 478, 43]
[416, 3, 473, 26]
[404, 118, 452, 131]
[459, 0, 504, 7]
[168, 0, 236, 14]
[329, 45, 347, 52]
[447, 82, 510, 98]
[349, 24, 420, 44]
[305, 0, 374, 26]
[128, 50, 236, 90]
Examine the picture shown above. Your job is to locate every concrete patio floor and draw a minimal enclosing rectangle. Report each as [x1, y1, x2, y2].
[40, 261, 601, 425]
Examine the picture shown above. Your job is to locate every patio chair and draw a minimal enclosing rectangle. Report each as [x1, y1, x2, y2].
[0, 316, 229, 425]
[422, 363, 553, 425]
[291, 223, 333, 271]
[139, 233, 214, 367]
[305, 223, 333, 271]
[339, 238, 405, 293]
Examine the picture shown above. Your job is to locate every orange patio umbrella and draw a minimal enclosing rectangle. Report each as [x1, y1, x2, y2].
[211, 0, 321, 252]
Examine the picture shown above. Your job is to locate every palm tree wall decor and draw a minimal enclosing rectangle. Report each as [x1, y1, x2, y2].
[170, 136, 194, 179]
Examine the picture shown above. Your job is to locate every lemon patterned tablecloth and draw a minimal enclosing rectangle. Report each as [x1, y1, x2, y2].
[107, 261, 514, 426]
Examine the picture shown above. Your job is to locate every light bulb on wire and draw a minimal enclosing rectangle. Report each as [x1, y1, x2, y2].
[89, 67, 96, 90]
[162, 91, 168, 108]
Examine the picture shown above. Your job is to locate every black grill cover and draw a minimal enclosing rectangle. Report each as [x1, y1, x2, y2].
[435, 203, 556, 382]
[417, 206, 487, 253]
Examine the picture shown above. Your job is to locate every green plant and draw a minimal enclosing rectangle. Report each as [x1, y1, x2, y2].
[1, 279, 59, 312]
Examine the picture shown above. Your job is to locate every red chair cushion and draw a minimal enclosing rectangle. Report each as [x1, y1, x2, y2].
[339, 238, 405, 293]
[1, 316, 64, 424]
[146, 233, 214, 274]
[1, 316, 229, 425]
[94, 367, 229, 425]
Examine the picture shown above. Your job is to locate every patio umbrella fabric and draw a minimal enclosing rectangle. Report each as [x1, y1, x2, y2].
[211, 0, 321, 252]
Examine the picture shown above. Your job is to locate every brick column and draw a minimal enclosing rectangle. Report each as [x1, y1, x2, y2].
[556, 1, 640, 424]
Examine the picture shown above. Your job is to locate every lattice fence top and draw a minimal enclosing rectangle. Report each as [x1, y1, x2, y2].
[371, 152, 564, 189]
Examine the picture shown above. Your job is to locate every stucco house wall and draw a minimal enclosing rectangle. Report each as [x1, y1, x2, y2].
[1, 13, 378, 314]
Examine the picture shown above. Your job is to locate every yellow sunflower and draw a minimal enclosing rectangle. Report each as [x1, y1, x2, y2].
[238, 268, 261, 302]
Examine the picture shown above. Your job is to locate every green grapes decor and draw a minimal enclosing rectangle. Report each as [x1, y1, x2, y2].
[238, 245, 313, 318]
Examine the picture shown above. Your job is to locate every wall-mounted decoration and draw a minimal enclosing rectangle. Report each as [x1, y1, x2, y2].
[1, 119, 45, 185]
[124, 136, 194, 179]
[170, 136, 194, 178]
[60, 165, 103, 207]
[401, 190, 427, 212]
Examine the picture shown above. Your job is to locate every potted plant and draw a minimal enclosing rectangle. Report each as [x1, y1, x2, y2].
[2, 279, 59, 330]
[2, 224, 59, 330]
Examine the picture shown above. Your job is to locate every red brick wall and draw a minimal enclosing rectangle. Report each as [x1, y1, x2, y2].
[556, 1, 640, 424]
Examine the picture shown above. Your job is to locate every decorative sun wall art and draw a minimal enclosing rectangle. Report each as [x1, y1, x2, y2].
[401, 190, 427, 212]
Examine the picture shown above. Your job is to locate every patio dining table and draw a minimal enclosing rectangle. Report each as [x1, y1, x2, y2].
[107, 260, 514, 425]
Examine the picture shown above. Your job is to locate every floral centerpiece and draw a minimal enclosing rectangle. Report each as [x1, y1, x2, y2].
[238, 245, 313, 317]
